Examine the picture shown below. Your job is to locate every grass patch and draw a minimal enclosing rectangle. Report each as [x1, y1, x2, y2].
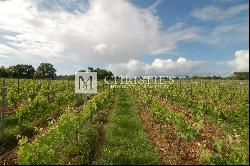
[96, 89, 160, 165]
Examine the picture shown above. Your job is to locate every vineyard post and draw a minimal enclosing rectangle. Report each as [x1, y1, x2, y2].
[1, 79, 6, 132]
[18, 78, 20, 96]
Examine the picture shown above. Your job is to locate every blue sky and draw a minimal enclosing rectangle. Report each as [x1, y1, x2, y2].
[0, 0, 249, 76]
[132, 0, 249, 61]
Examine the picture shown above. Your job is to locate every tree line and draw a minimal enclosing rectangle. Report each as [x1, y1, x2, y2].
[57, 67, 114, 80]
[0, 64, 114, 80]
[0, 63, 56, 79]
[0, 63, 248, 80]
[183, 72, 248, 80]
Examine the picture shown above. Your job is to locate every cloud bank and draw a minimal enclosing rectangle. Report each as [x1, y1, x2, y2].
[106, 57, 205, 76]
[227, 50, 249, 72]
[0, 0, 199, 65]
[0, 0, 248, 76]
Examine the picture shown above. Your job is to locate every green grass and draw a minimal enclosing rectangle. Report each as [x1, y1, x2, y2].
[95, 89, 160, 165]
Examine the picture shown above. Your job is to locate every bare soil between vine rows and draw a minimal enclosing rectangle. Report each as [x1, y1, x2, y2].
[135, 97, 228, 165]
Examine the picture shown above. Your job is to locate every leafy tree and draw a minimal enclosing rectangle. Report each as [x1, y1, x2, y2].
[0, 66, 8, 78]
[93, 68, 113, 80]
[76, 67, 113, 80]
[87, 67, 93, 72]
[232, 72, 249, 80]
[36, 63, 56, 79]
[12, 64, 35, 78]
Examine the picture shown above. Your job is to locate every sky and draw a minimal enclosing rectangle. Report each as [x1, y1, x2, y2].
[0, 0, 249, 76]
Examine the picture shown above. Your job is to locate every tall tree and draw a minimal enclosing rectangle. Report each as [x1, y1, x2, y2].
[94, 68, 113, 80]
[36, 63, 56, 79]
[12, 64, 35, 78]
[232, 72, 249, 80]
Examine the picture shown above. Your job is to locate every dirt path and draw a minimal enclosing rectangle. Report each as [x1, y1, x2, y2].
[133, 94, 229, 165]
[135, 99, 200, 164]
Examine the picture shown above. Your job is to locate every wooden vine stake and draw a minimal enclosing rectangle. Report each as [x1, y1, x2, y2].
[1, 79, 6, 133]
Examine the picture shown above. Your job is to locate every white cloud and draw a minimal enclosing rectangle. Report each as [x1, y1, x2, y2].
[227, 50, 249, 72]
[191, 3, 249, 21]
[106, 57, 205, 76]
[0, 0, 199, 66]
